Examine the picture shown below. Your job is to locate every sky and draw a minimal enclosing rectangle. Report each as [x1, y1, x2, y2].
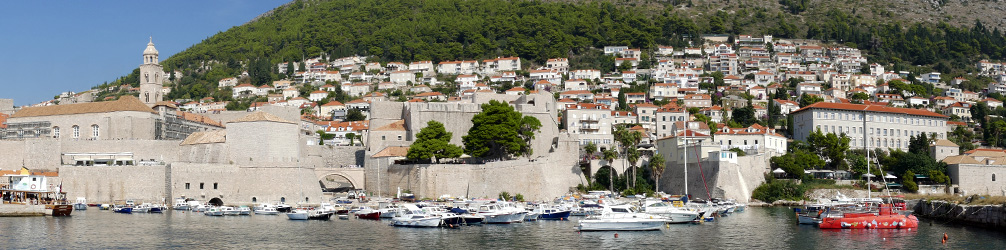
[0, 1, 290, 106]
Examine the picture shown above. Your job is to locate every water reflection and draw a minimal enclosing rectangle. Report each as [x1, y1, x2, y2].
[2, 207, 1005, 249]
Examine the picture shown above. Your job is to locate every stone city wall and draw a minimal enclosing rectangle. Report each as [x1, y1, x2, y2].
[59, 165, 168, 204]
[661, 153, 770, 202]
[170, 163, 324, 206]
[914, 200, 1006, 229]
[301, 145, 364, 168]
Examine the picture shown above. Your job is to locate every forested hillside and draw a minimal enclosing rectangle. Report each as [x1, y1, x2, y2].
[95, 0, 1006, 101]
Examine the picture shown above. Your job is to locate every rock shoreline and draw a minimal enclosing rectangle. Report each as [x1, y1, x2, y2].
[913, 200, 1006, 228]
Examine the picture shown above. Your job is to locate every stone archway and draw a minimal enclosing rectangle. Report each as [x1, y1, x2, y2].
[319, 173, 358, 193]
[208, 197, 223, 206]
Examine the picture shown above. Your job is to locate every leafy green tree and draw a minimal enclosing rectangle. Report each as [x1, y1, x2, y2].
[462, 100, 541, 160]
[583, 142, 597, 160]
[850, 92, 869, 104]
[316, 130, 335, 145]
[407, 121, 463, 163]
[799, 93, 824, 107]
[902, 170, 918, 192]
[345, 109, 366, 121]
[346, 133, 356, 146]
[617, 91, 627, 110]
[807, 129, 851, 169]
[731, 106, 758, 127]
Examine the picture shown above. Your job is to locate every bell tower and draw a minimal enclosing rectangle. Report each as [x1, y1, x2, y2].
[139, 37, 163, 107]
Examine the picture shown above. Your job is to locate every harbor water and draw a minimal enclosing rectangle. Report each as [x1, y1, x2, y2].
[2, 207, 1004, 249]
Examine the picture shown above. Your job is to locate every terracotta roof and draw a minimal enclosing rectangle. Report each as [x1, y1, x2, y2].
[791, 102, 947, 118]
[180, 130, 226, 145]
[931, 139, 958, 147]
[322, 101, 345, 107]
[965, 148, 1006, 154]
[229, 112, 295, 124]
[373, 120, 406, 131]
[373, 146, 410, 158]
[942, 155, 981, 165]
[11, 96, 154, 118]
[176, 111, 224, 127]
[969, 150, 1006, 158]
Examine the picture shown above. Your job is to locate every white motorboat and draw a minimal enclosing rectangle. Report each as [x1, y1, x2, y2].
[132, 204, 150, 213]
[378, 203, 402, 218]
[577, 205, 666, 231]
[287, 210, 309, 220]
[391, 204, 442, 227]
[642, 200, 700, 223]
[204, 207, 224, 216]
[172, 198, 190, 210]
[477, 204, 522, 224]
[255, 207, 279, 215]
[73, 197, 88, 210]
[237, 206, 252, 215]
[221, 206, 239, 215]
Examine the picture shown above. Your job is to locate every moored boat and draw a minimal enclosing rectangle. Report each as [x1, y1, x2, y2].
[73, 197, 88, 211]
[204, 207, 224, 216]
[113, 205, 133, 214]
[354, 206, 381, 220]
[818, 204, 919, 229]
[577, 205, 666, 231]
[391, 204, 442, 228]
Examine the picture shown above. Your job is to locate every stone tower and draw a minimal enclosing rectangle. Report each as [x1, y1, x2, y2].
[139, 37, 163, 107]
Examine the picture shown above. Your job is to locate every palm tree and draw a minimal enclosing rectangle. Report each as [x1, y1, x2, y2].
[583, 142, 597, 161]
[650, 154, 665, 193]
[602, 148, 617, 192]
[627, 147, 640, 189]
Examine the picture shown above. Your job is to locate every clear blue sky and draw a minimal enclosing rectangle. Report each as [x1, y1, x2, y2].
[0, 1, 289, 106]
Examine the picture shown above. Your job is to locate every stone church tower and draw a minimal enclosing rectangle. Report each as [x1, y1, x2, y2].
[139, 37, 163, 107]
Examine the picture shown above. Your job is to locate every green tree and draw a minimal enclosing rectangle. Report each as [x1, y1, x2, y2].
[346, 133, 356, 146]
[902, 170, 918, 192]
[602, 148, 618, 192]
[799, 93, 824, 107]
[850, 92, 870, 104]
[316, 130, 334, 145]
[345, 109, 366, 121]
[407, 121, 463, 163]
[807, 129, 851, 169]
[650, 154, 665, 192]
[462, 100, 541, 160]
[617, 91, 627, 110]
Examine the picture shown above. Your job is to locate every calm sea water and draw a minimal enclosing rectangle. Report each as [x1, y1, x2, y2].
[1, 207, 1003, 249]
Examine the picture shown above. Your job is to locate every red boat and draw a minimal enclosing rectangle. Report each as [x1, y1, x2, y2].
[818, 204, 918, 229]
[355, 210, 381, 220]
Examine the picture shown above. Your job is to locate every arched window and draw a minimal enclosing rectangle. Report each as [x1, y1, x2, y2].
[994, 174, 997, 182]
[91, 125, 99, 139]
[280, 197, 286, 203]
[145, 92, 149, 103]
[53, 127, 60, 138]
[72, 125, 79, 139]
[252, 197, 257, 203]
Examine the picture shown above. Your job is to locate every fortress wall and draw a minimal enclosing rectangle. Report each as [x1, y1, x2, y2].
[170, 163, 324, 206]
[59, 165, 167, 204]
[300, 145, 365, 168]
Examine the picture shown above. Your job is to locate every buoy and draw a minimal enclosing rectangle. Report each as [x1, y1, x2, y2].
[614, 233, 619, 238]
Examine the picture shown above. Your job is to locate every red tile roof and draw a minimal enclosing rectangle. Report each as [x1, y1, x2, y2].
[792, 102, 947, 118]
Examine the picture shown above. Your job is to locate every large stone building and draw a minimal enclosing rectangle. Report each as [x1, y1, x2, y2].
[790, 102, 949, 150]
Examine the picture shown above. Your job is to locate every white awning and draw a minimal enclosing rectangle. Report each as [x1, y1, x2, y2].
[772, 168, 786, 174]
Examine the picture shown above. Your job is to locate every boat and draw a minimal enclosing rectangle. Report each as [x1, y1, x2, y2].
[113, 205, 133, 214]
[237, 206, 252, 215]
[338, 214, 350, 220]
[287, 209, 332, 220]
[1, 167, 73, 216]
[477, 203, 523, 224]
[275, 203, 292, 213]
[421, 205, 464, 226]
[391, 204, 442, 227]
[354, 206, 381, 220]
[150, 204, 166, 213]
[532, 204, 572, 221]
[524, 211, 540, 221]
[577, 205, 666, 231]
[172, 198, 190, 210]
[642, 200, 700, 223]
[221, 206, 239, 215]
[99, 204, 111, 210]
[378, 203, 402, 218]
[794, 204, 828, 225]
[73, 197, 88, 211]
[204, 207, 224, 216]
[287, 210, 310, 220]
[818, 204, 919, 229]
[255, 207, 279, 215]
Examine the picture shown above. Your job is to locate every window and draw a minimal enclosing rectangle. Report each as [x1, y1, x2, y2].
[200, 183, 205, 189]
[994, 174, 996, 182]
[281, 197, 286, 203]
[252, 197, 257, 203]
[72, 125, 79, 139]
[744, 140, 748, 145]
[755, 140, 759, 145]
[185, 183, 190, 189]
[382, 136, 386, 140]
[53, 127, 60, 138]
[213, 183, 218, 189]
[397, 135, 402, 140]
[91, 125, 99, 139]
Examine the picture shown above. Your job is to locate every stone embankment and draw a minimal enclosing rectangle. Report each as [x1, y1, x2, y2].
[914, 200, 1006, 228]
[749, 189, 872, 207]
[0, 204, 46, 217]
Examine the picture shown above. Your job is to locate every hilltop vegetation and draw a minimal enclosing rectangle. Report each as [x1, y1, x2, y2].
[93, 0, 1006, 102]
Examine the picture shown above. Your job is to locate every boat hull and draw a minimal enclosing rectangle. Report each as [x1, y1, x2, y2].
[113, 207, 132, 214]
[819, 214, 919, 229]
[287, 212, 309, 220]
[392, 217, 441, 227]
[577, 219, 665, 231]
[48, 205, 73, 216]
[73, 204, 88, 211]
[356, 212, 381, 220]
[538, 211, 571, 221]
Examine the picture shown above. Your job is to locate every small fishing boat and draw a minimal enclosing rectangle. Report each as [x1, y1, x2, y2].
[532, 204, 572, 221]
[354, 207, 381, 220]
[204, 207, 224, 216]
[221, 206, 239, 216]
[73, 197, 88, 211]
[255, 207, 279, 215]
[172, 198, 190, 210]
[113, 205, 133, 214]
[642, 200, 700, 224]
